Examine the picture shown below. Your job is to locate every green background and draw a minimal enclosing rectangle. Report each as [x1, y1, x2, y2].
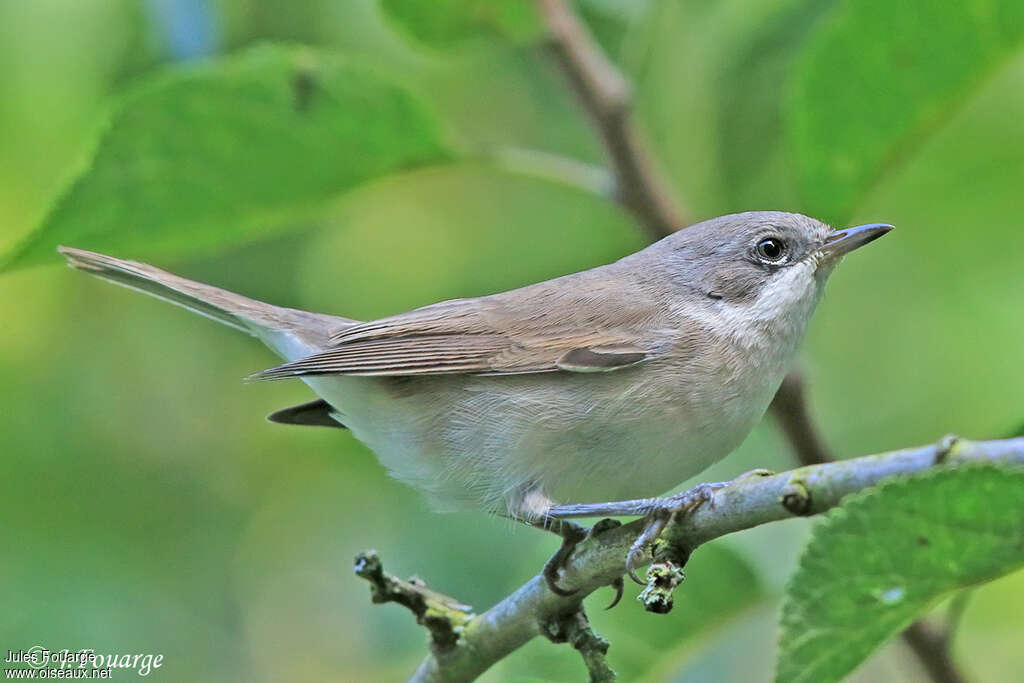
[1, 1, 1022, 680]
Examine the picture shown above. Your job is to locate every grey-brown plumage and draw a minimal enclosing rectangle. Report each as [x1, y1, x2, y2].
[59, 211, 891, 520]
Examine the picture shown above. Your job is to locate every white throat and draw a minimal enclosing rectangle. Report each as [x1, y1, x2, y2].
[719, 259, 825, 358]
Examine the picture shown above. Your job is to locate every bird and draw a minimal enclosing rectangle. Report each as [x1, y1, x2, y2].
[59, 211, 891, 594]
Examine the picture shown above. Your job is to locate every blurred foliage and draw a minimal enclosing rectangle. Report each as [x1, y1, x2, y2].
[778, 466, 1024, 683]
[789, 0, 1024, 222]
[380, 0, 541, 48]
[0, 0, 1022, 681]
[2, 44, 450, 268]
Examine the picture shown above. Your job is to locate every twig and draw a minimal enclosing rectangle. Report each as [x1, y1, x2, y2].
[533, 0, 688, 240]
[769, 369, 831, 465]
[902, 620, 967, 683]
[487, 146, 615, 199]
[541, 608, 616, 682]
[405, 437, 1024, 681]
[354, 550, 474, 655]
[896, 558, 974, 683]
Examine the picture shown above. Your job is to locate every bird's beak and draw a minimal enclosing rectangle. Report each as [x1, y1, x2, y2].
[820, 223, 894, 259]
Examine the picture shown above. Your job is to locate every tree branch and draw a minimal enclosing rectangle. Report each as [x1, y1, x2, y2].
[402, 437, 1024, 681]
[534, 0, 688, 240]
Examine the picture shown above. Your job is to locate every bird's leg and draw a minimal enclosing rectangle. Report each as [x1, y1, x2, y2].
[544, 480, 731, 584]
[509, 485, 627, 602]
[509, 484, 587, 596]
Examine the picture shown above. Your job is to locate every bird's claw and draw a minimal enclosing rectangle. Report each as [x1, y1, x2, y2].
[542, 522, 587, 596]
[538, 481, 726, 595]
[541, 517, 626, 599]
[625, 481, 727, 584]
[626, 510, 669, 584]
[605, 577, 625, 610]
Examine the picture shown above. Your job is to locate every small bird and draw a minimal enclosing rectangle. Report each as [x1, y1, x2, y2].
[60, 211, 890, 593]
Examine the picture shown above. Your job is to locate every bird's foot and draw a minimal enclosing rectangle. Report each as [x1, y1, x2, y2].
[537, 517, 625, 602]
[539, 519, 587, 596]
[624, 481, 726, 584]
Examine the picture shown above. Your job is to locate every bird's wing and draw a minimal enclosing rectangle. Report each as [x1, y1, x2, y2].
[253, 271, 668, 379]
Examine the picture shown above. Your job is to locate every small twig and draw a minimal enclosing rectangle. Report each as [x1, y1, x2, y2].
[487, 146, 615, 199]
[769, 369, 831, 465]
[534, 0, 688, 240]
[902, 591, 973, 683]
[944, 590, 973, 638]
[542, 608, 616, 682]
[902, 620, 967, 683]
[354, 550, 474, 654]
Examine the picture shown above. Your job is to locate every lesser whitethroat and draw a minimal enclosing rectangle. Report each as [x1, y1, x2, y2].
[60, 211, 892, 593]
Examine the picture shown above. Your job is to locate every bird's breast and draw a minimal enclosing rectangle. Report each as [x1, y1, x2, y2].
[305, 330, 796, 512]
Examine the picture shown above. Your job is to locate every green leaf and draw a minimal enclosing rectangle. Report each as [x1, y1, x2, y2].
[777, 465, 1024, 683]
[628, 0, 838, 217]
[379, 0, 541, 48]
[2, 44, 451, 270]
[577, 0, 643, 62]
[788, 0, 1024, 222]
[712, 0, 840, 209]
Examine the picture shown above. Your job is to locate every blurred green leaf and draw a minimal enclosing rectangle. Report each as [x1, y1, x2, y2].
[1, 43, 452, 270]
[577, 0, 643, 63]
[627, 0, 835, 217]
[377, 0, 630, 59]
[379, 0, 540, 48]
[713, 0, 839, 210]
[789, 0, 1024, 222]
[777, 465, 1024, 683]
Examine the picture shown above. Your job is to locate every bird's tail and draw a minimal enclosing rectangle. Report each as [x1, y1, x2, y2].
[59, 246, 352, 353]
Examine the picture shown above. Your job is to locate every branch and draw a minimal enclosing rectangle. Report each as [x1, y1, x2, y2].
[403, 437, 1024, 681]
[534, 0, 688, 240]
[354, 551, 474, 655]
[769, 369, 831, 465]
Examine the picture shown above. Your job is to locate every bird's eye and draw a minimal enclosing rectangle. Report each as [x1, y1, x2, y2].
[755, 237, 787, 263]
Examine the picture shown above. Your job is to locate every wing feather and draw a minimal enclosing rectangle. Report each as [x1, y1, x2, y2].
[253, 268, 672, 380]
[253, 335, 512, 379]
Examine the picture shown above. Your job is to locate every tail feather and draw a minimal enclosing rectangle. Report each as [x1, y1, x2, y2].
[59, 246, 353, 351]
